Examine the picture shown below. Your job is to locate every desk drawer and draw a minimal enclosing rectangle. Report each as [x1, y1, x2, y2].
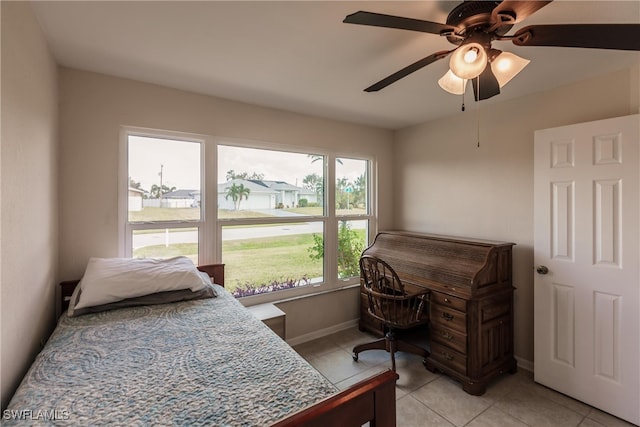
[431, 324, 467, 355]
[431, 342, 467, 375]
[431, 304, 467, 333]
[431, 292, 466, 312]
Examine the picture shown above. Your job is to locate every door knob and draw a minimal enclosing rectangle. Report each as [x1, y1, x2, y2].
[536, 265, 549, 275]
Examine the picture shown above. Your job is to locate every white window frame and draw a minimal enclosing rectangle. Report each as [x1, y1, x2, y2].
[119, 128, 377, 304]
[334, 155, 374, 281]
[119, 127, 213, 264]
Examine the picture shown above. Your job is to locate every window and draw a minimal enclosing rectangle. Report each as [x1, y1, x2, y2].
[124, 134, 203, 264]
[121, 128, 376, 301]
[218, 145, 326, 296]
[335, 157, 369, 279]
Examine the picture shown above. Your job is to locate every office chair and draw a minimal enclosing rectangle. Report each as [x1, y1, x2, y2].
[353, 255, 430, 372]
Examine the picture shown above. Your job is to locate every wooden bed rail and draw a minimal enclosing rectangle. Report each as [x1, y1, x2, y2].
[271, 369, 398, 427]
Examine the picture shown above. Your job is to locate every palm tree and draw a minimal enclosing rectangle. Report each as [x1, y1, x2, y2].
[149, 184, 176, 199]
[225, 183, 251, 211]
[308, 154, 343, 165]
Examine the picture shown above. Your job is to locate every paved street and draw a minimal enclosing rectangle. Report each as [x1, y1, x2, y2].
[132, 208, 365, 249]
[132, 222, 323, 249]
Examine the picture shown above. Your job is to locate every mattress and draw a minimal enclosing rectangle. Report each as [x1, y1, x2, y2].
[5, 285, 337, 426]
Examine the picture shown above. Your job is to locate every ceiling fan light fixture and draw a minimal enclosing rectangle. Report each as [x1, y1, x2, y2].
[450, 42, 487, 80]
[463, 49, 478, 63]
[438, 69, 467, 95]
[491, 51, 530, 87]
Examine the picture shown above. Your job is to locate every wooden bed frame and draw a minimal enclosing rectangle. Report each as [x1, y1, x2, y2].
[58, 263, 399, 426]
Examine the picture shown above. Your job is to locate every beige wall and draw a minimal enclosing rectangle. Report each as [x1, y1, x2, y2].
[0, 2, 59, 408]
[393, 66, 640, 365]
[277, 286, 360, 342]
[57, 68, 394, 339]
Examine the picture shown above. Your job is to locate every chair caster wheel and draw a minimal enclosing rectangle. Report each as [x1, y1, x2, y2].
[352, 353, 359, 362]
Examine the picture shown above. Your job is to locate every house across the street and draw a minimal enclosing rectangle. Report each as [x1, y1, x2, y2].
[217, 179, 317, 211]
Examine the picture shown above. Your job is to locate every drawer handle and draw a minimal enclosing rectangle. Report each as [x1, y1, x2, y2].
[442, 312, 454, 321]
[442, 332, 454, 341]
[441, 352, 454, 361]
[444, 297, 450, 303]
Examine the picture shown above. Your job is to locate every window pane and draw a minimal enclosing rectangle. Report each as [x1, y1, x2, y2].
[218, 145, 324, 219]
[128, 136, 201, 222]
[336, 158, 367, 215]
[337, 220, 368, 279]
[132, 228, 199, 264]
[221, 222, 324, 297]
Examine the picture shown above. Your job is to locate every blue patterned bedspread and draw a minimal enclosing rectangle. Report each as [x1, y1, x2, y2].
[5, 285, 337, 426]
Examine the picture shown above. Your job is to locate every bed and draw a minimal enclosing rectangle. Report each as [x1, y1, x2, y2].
[5, 259, 397, 426]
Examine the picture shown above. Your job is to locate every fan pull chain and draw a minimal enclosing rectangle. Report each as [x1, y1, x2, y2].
[476, 76, 480, 148]
[461, 79, 466, 112]
[476, 106, 480, 148]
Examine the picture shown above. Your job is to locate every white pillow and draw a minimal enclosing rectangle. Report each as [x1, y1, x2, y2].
[74, 256, 209, 310]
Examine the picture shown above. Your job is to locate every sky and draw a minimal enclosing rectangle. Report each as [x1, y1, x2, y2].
[218, 144, 323, 187]
[128, 135, 367, 193]
[129, 136, 201, 191]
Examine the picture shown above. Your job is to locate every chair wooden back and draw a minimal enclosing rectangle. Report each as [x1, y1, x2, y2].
[359, 255, 429, 329]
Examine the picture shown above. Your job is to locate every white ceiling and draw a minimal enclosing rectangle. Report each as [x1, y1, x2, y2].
[31, 1, 640, 130]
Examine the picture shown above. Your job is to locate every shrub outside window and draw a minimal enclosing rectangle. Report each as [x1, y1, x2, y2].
[335, 158, 369, 280]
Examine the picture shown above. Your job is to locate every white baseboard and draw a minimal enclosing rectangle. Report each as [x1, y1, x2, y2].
[286, 319, 359, 347]
[515, 355, 533, 372]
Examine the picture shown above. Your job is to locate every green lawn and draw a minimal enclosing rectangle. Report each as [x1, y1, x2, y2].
[223, 234, 323, 291]
[134, 243, 198, 264]
[130, 206, 367, 295]
[133, 233, 324, 293]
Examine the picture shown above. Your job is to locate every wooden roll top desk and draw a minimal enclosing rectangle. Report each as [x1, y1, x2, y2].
[360, 230, 516, 395]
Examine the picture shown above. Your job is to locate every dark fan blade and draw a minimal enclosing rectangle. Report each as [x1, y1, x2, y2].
[513, 24, 640, 50]
[344, 11, 459, 35]
[491, 1, 553, 25]
[364, 50, 452, 92]
[471, 66, 500, 101]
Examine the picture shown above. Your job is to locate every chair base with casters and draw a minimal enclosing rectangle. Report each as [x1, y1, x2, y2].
[352, 328, 429, 372]
[352, 254, 430, 373]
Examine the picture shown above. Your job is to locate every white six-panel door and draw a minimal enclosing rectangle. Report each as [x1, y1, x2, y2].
[534, 114, 639, 425]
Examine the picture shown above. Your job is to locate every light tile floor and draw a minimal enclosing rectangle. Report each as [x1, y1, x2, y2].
[292, 327, 637, 427]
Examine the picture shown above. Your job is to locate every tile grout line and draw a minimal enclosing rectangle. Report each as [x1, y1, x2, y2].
[296, 328, 634, 427]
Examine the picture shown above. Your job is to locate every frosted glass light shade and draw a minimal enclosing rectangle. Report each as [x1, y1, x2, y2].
[491, 51, 530, 87]
[450, 42, 487, 80]
[438, 69, 467, 95]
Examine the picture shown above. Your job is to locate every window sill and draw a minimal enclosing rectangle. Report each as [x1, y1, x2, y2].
[239, 282, 360, 308]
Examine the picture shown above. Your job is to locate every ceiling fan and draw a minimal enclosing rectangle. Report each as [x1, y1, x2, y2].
[344, 1, 640, 101]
